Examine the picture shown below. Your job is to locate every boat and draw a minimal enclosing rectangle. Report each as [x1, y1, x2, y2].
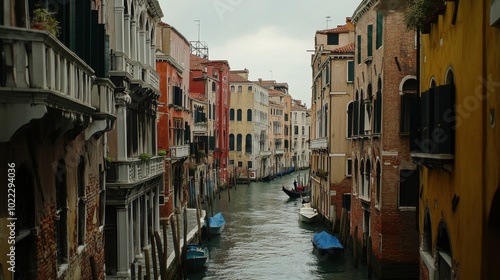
[275, 166, 295, 177]
[207, 212, 225, 234]
[262, 172, 276, 182]
[312, 231, 344, 255]
[282, 185, 309, 198]
[186, 244, 209, 269]
[298, 203, 318, 223]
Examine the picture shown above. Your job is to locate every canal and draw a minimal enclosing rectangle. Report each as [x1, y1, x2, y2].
[187, 170, 370, 280]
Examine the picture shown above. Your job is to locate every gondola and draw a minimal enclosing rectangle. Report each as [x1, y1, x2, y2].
[282, 185, 309, 198]
[262, 173, 276, 182]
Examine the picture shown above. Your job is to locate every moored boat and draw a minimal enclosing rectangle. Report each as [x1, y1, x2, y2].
[298, 203, 318, 223]
[312, 231, 344, 256]
[186, 244, 209, 269]
[207, 212, 226, 234]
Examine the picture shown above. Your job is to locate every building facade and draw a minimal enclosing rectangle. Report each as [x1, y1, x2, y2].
[229, 70, 270, 180]
[310, 18, 355, 231]
[350, 1, 419, 278]
[291, 100, 311, 170]
[104, 0, 164, 278]
[156, 22, 191, 218]
[268, 100, 286, 175]
[412, 1, 500, 279]
[0, 0, 114, 279]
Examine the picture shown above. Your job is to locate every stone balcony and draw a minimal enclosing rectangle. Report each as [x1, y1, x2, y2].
[310, 137, 328, 150]
[193, 122, 208, 134]
[275, 149, 284, 155]
[112, 53, 160, 93]
[107, 156, 165, 186]
[0, 26, 114, 142]
[260, 150, 272, 157]
[170, 144, 190, 159]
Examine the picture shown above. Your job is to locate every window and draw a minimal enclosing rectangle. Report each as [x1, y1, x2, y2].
[284, 113, 288, 121]
[346, 158, 352, 177]
[229, 159, 234, 165]
[229, 134, 234, 150]
[248, 161, 253, 169]
[248, 85, 253, 91]
[237, 109, 242, 121]
[247, 109, 252, 121]
[365, 159, 371, 199]
[347, 60, 354, 83]
[212, 81, 216, 92]
[245, 134, 252, 153]
[55, 160, 68, 265]
[77, 156, 85, 246]
[353, 91, 359, 136]
[237, 85, 242, 92]
[376, 161, 381, 206]
[237, 134, 242, 151]
[294, 125, 299, 135]
[400, 78, 418, 135]
[357, 35, 362, 64]
[399, 169, 419, 207]
[173, 86, 182, 106]
[353, 159, 358, 195]
[374, 78, 383, 134]
[367, 24, 373, 57]
[347, 102, 353, 138]
[230, 108, 235, 121]
[302, 126, 305, 135]
[376, 12, 383, 49]
[364, 84, 373, 134]
[491, 0, 500, 26]
[238, 161, 243, 167]
[230, 85, 235, 92]
[327, 33, 339, 45]
[359, 90, 365, 135]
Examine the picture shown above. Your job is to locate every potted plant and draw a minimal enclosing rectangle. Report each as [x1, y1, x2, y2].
[139, 153, 151, 161]
[31, 7, 60, 37]
[158, 150, 167, 156]
[404, 0, 446, 33]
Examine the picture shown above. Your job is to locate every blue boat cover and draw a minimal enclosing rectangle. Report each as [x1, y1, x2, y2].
[313, 231, 344, 250]
[209, 212, 225, 228]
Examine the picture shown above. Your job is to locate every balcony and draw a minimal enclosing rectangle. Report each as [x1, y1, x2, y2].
[170, 144, 190, 159]
[275, 149, 284, 155]
[0, 26, 102, 141]
[112, 54, 159, 93]
[107, 156, 165, 186]
[310, 137, 328, 150]
[260, 150, 272, 157]
[193, 122, 208, 134]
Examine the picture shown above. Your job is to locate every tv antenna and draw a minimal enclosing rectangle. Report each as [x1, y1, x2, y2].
[326, 16, 331, 29]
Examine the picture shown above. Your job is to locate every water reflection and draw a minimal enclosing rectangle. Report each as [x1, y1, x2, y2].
[187, 170, 369, 280]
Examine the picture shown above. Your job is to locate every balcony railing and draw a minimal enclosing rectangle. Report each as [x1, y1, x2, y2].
[112, 54, 159, 92]
[91, 78, 115, 116]
[107, 156, 165, 185]
[260, 150, 272, 157]
[310, 137, 328, 150]
[0, 27, 93, 109]
[275, 149, 284, 155]
[193, 122, 208, 134]
[170, 144, 190, 159]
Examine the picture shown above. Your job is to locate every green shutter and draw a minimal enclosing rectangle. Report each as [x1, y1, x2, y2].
[367, 24, 373, 57]
[357, 35, 362, 64]
[376, 12, 383, 49]
[347, 61, 354, 82]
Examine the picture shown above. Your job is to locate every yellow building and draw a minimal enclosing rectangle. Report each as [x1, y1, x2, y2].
[412, 1, 500, 279]
[310, 18, 355, 228]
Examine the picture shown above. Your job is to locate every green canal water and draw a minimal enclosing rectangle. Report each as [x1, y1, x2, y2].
[187, 170, 370, 280]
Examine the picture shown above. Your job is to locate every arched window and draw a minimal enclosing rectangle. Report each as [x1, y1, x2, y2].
[229, 134, 234, 151]
[423, 211, 432, 253]
[365, 158, 371, 199]
[237, 109, 242, 121]
[354, 90, 360, 136]
[347, 102, 353, 138]
[374, 77, 383, 134]
[248, 85, 253, 91]
[230, 85, 235, 92]
[230, 108, 234, 121]
[245, 134, 252, 153]
[436, 223, 452, 278]
[247, 109, 252, 121]
[376, 160, 381, 205]
[237, 134, 242, 151]
[360, 159, 365, 196]
[400, 78, 417, 134]
[212, 81, 216, 92]
[365, 84, 373, 134]
[237, 85, 242, 92]
[354, 158, 358, 195]
[359, 90, 365, 135]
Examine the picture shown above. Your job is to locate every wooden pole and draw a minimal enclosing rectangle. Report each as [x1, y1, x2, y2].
[196, 194, 202, 244]
[170, 215, 182, 277]
[138, 264, 142, 280]
[149, 228, 158, 280]
[144, 248, 151, 280]
[154, 231, 166, 279]
[247, 166, 250, 186]
[89, 256, 98, 280]
[182, 207, 188, 279]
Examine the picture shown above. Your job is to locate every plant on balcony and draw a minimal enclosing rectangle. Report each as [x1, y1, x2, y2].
[31, 7, 61, 37]
[104, 156, 112, 169]
[197, 150, 207, 157]
[404, 0, 446, 32]
[189, 165, 197, 176]
[158, 150, 167, 156]
[139, 153, 151, 161]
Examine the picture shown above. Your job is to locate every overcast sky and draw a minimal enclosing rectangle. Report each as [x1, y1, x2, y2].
[159, 0, 361, 107]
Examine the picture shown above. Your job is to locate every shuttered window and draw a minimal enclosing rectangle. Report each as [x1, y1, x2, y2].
[376, 12, 383, 49]
[347, 60, 354, 83]
[357, 35, 362, 64]
[367, 24, 373, 57]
